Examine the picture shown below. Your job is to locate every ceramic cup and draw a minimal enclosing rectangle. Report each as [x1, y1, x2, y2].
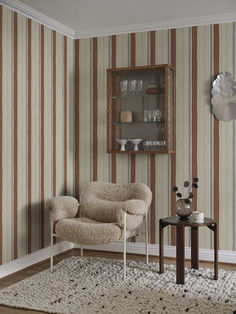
[192, 211, 204, 223]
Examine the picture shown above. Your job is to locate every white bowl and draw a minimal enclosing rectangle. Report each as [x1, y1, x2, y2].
[116, 139, 128, 151]
[130, 139, 143, 151]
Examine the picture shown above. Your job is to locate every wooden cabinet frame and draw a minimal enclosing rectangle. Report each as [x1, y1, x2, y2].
[107, 65, 176, 154]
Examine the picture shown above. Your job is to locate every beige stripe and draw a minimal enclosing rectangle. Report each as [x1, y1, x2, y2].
[79, 39, 91, 190]
[43, 26, 52, 247]
[97, 36, 110, 182]
[219, 23, 234, 250]
[55, 32, 63, 196]
[2, 7, 13, 263]
[30, 20, 40, 252]
[155, 29, 169, 244]
[116, 34, 129, 184]
[17, 13, 27, 257]
[66, 37, 75, 196]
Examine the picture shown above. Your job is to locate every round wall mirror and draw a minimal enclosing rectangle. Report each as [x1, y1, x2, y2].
[211, 72, 236, 122]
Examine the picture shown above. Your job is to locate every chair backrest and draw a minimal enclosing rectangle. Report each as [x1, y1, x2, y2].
[79, 181, 152, 222]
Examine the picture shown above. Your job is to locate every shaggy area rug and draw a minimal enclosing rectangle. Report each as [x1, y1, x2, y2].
[0, 256, 235, 314]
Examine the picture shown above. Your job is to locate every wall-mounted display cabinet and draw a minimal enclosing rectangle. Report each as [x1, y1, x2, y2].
[107, 65, 175, 154]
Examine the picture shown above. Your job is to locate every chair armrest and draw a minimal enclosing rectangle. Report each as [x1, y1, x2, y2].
[122, 199, 148, 215]
[45, 196, 79, 221]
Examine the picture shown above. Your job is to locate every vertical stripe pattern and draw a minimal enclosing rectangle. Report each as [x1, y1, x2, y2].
[13, 12, 18, 259]
[40, 25, 44, 248]
[0, 6, 2, 264]
[150, 31, 156, 244]
[0, 4, 236, 263]
[52, 31, 56, 197]
[93, 38, 98, 181]
[214, 25, 220, 224]
[130, 33, 136, 183]
[170, 29, 176, 246]
[111, 35, 116, 183]
[27, 18, 31, 254]
[74, 39, 79, 198]
[192, 27, 198, 210]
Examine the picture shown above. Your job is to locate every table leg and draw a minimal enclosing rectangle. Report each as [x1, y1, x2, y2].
[159, 220, 164, 274]
[214, 222, 218, 280]
[176, 225, 185, 284]
[191, 226, 199, 269]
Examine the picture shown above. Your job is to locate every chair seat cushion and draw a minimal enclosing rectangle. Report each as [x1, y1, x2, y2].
[55, 218, 123, 245]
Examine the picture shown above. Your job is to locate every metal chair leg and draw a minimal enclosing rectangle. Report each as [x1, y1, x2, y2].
[145, 213, 149, 264]
[50, 215, 54, 273]
[123, 212, 127, 280]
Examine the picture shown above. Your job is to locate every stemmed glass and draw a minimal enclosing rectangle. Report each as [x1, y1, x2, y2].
[136, 80, 143, 94]
[128, 80, 136, 95]
[120, 80, 128, 95]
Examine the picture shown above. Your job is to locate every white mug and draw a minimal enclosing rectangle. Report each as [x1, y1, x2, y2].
[192, 211, 204, 223]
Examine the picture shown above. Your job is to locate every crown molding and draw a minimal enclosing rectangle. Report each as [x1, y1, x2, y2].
[1, 0, 76, 38]
[73, 12, 236, 39]
[1, 0, 236, 40]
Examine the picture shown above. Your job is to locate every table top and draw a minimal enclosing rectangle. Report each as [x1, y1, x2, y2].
[160, 216, 216, 227]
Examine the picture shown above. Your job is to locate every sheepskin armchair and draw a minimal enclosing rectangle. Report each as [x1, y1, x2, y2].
[47, 181, 152, 279]
[80, 181, 152, 230]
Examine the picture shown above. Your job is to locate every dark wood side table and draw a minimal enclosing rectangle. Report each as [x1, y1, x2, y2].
[159, 216, 218, 285]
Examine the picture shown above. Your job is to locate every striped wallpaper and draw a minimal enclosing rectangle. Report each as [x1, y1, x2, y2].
[0, 5, 236, 265]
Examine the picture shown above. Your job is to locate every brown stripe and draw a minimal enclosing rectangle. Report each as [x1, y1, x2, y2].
[150, 31, 156, 244]
[192, 27, 198, 210]
[27, 19, 32, 254]
[13, 12, 18, 259]
[52, 31, 56, 197]
[74, 39, 79, 199]
[93, 37, 98, 181]
[130, 33, 136, 67]
[214, 24, 219, 223]
[130, 33, 136, 183]
[0, 6, 2, 265]
[130, 33, 136, 242]
[111, 35, 116, 183]
[64, 36, 67, 194]
[171, 29, 176, 246]
[150, 31, 155, 65]
[40, 25, 44, 248]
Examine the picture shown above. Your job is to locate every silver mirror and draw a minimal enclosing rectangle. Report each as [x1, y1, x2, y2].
[211, 72, 236, 122]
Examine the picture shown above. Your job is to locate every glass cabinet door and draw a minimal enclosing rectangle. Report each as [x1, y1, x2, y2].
[107, 65, 175, 154]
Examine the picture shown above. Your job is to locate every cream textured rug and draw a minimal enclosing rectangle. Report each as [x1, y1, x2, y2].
[0, 256, 235, 314]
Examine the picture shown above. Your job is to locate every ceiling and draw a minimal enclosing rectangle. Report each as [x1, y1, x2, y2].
[2, 0, 236, 38]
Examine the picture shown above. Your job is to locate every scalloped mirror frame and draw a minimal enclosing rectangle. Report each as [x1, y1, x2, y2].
[211, 72, 236, 122]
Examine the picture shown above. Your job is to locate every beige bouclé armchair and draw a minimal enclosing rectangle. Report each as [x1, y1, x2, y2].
[46, 181, 152, 280]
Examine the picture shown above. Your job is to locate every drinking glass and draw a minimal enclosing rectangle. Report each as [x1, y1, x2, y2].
[136, 80, 143, 94]
[153, 109, 162, 122]
[144, 110, 152, 122]
[128, 80, 136, 95]
[120, 80, 128, 95]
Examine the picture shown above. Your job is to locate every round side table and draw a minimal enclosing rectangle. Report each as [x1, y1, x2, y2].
[159, 216, 218, 285]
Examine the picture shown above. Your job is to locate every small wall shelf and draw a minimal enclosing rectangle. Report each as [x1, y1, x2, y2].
[107, 65, 176, 154]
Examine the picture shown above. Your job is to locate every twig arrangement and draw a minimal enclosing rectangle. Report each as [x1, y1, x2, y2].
[172, 178, 199, 204]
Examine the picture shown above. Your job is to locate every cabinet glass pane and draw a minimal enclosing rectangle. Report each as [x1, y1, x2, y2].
[107, 65, 175, 153]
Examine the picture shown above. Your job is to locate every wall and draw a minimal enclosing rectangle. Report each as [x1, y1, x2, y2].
[0, 6, 75, 264]
[75, 24, 236, 252]
[0, 4, 236, 265]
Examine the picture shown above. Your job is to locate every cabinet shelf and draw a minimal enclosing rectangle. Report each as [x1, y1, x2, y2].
[112, 121, 165, 125]
[112, 93, 164, 99]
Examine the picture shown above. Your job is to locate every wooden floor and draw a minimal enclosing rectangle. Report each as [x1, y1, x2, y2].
[0, 249, 235, 313]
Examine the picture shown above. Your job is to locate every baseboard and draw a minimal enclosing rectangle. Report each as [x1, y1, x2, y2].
[0, 241, 235, 279]
[0, 241, 73, 278]
[74, 242, 236, 264]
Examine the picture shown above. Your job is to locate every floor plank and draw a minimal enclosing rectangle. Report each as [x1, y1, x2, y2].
[0, 249, 235, 313]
